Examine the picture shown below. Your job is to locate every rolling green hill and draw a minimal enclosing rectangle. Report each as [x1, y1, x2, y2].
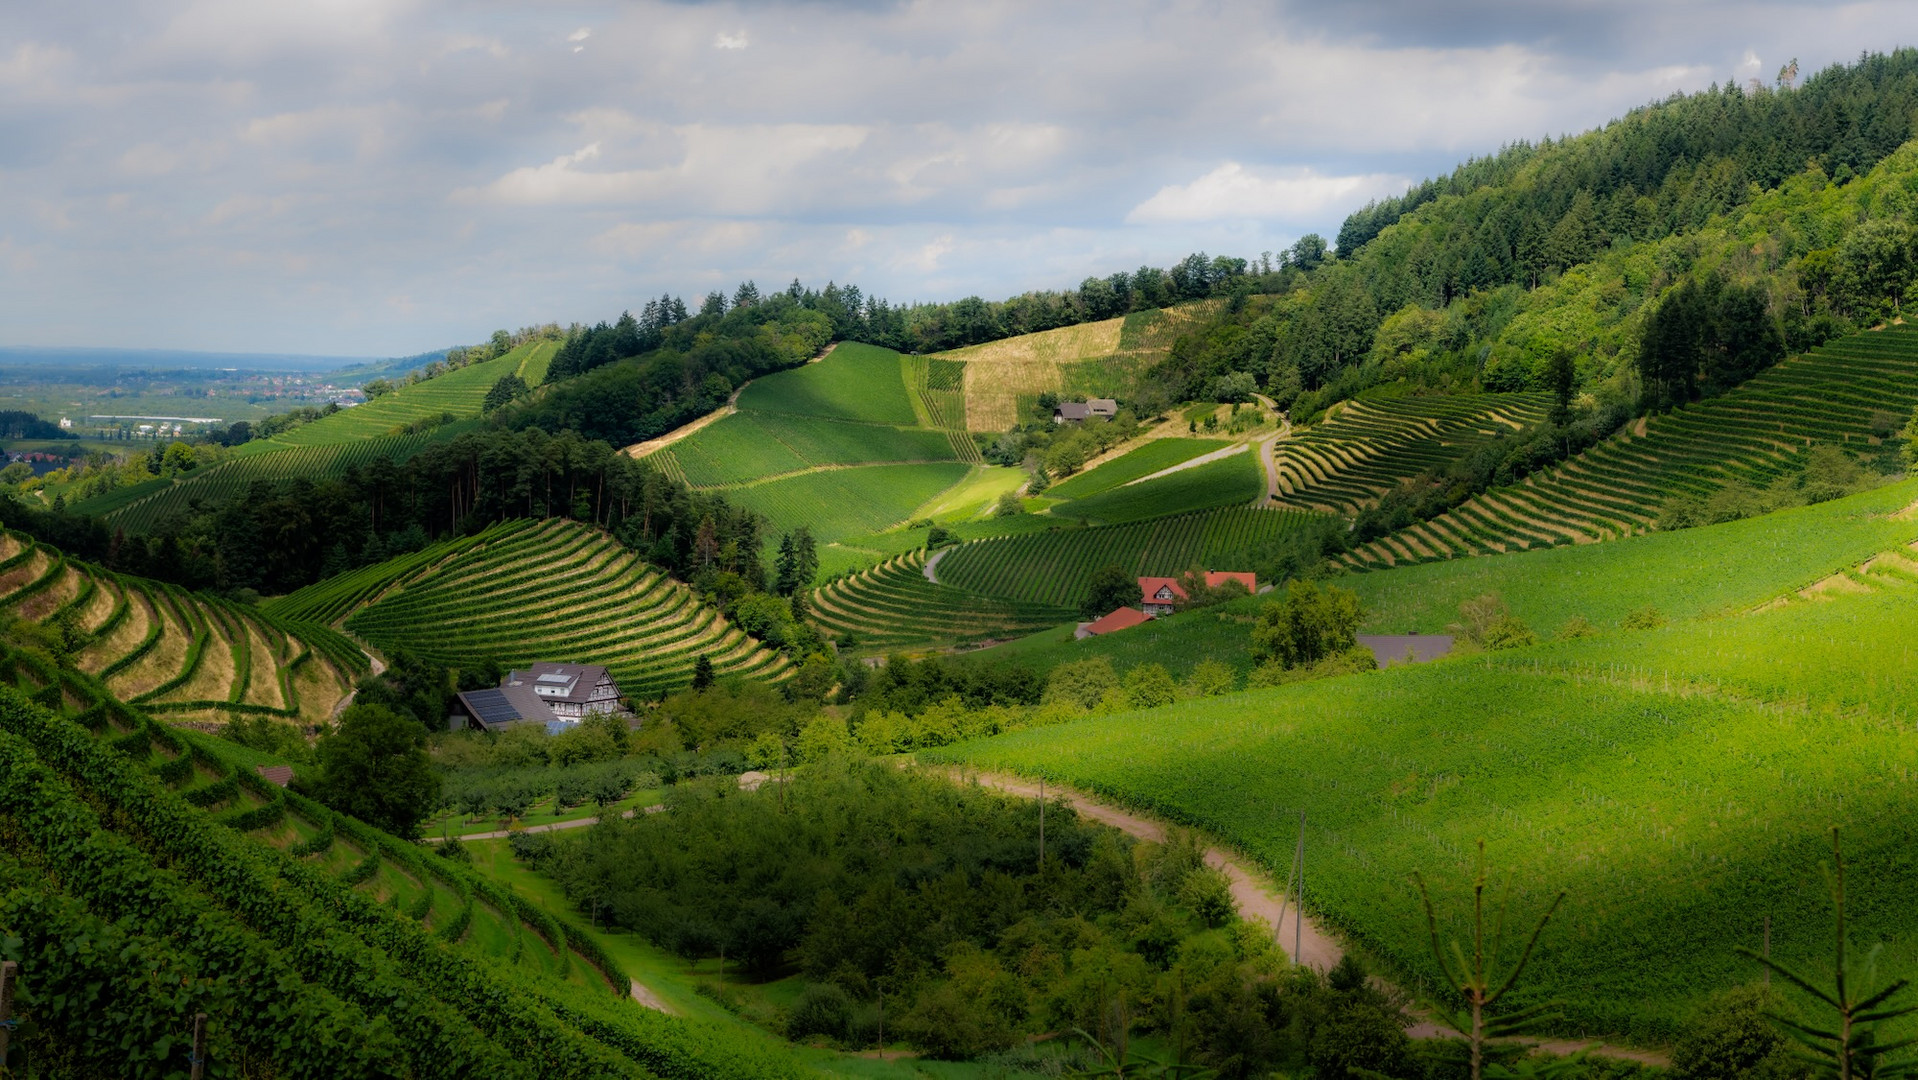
[1348, 326, 1918, 567]
[932, 476, 1918, 1042]
[323, 519, 791, 696]
[0, 651, 805, 1078]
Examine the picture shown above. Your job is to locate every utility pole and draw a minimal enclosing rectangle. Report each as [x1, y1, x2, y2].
[1294, 811, 1306, 964]
[0, 960, 16, 1070]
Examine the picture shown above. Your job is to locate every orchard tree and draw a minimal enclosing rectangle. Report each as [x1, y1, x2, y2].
[314, 704, 440, 839]
[1080, 563, 1138, 619]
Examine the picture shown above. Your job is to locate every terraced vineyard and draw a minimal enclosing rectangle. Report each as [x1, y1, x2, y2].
[0, 530, 362, 723]
[938, 505, 1318, 607]
[337, 519, 790, 696]
[904, 354, 985, 464]
[1046, 438, 1232, 500]
[269, 340, 557, 447]
[656, 411, 957, 487]
[0, 651, 800, 1078]
[809, 550, 1075, 652]
[92, 431, 443, 532]
[1271, 393, 1550, 514]
[1047, 449, 1262, 524]
[1346, 327, 1918, 569]
[727, 462, 972, 543]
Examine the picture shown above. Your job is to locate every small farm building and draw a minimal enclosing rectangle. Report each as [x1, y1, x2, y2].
[1138, 571, 1258, 616]
[504, 662, 625, 720]
[1076, 606, 1151, 639]
[1054, 398, 1120, 423]
[450, 684, 559, 733]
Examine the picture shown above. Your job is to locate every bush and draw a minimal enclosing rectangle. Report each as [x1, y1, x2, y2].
[1043, 658, 1120, 710]
[1671, 985, 1793, 1080]
[786, 983, 854, 1042]
[1556, 615, 1599, 640]
[1122, 663, 1177, 709]
[1481, 615, 1539, 651]
[1622, 606, 1668, 630]
[1250, 580, 1363, 668]
[436, 836, 473, 863]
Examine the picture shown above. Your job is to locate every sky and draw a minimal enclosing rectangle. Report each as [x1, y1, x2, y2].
[2, 2, 1915, 357]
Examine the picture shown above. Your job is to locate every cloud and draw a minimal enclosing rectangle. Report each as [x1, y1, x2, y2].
[0, 0, 1898, 354]
[1126, 164, 1409, 225]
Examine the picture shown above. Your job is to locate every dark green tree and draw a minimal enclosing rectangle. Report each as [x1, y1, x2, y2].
[482, 372, 528, 412]
[314, 704, 440, 840]
[1249, 580, 1363, 668]
[774, 527, 818, 597]
[691, 653, 716, 691]
[1547, 349, 1576, 427]
[1080, 563, 1138, 619]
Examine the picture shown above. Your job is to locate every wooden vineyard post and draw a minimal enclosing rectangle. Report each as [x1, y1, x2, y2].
[0, 960, 16, 1070]
[189, 1012, 207, 1080]
[1038, 778, 1045, 870]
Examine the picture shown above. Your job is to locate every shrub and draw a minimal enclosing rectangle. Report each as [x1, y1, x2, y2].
[786, 983, 855, 1042]
[1043, 658, 1120, 710]
[1670, 985, 1793, 1080]
[1122, 663, 1177, 709]
[1481, 615, 1539, 651]
[1250, 580, 1363, 668]
[436, 836, 473, 863]
[1622, 606, 1668, 630]
[1185, 658, 1237, 698]
[1556, 615, 1599, 640]
[1179, 867, 1236, 928]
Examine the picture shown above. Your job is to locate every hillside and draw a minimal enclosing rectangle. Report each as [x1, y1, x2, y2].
[1, 529, 359, 723]
[70, 340, 556, 530]
[932, 475, 1918, 1041]
[0, 649, 804, 1077]
[271, 519, 791, 697]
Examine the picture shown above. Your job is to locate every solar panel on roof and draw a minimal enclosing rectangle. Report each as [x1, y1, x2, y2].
[465, 689, 525, 725]
[536, 674, 571, 684]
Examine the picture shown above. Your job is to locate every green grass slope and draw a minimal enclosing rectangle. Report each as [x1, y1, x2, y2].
[1045, 438, 1232, 500]
[339, 519, 790, 696]
[272, 341, 555, 447]
[932, 507, 1918, 1042]
[1047, 449, 1262, 524]
[736, 342, 918, 424]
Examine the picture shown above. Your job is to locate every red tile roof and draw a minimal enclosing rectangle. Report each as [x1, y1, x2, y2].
[1205, 571, 1257, 592]
[1084, 607, 1152, 635]
[254, 765, 295, 788]
[1138, 577, 1187, 603]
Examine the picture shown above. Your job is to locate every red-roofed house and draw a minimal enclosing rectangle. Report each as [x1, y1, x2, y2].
[254, 765, 295, 788]
[1138, 577, 1186, 616]
[1140, 571, 1258, 616]
[1076, 606, 1152, 639]
[1205, 571, 1258, 594]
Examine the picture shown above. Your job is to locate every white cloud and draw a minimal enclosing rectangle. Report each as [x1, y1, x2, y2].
[713, 31, 749, 50]
[1126, 164, 1409, 225]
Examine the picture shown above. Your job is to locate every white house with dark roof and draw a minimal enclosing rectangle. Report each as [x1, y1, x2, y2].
[503, 662, 624, 720]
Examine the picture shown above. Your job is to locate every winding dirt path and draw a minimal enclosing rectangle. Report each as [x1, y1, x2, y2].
[923, 547, 950, 584]
[1123, 441, 1250, 487]
[956, 769, 1668, 1066]
[623, 343, 839, 459]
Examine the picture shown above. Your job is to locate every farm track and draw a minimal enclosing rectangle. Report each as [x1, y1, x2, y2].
[954, 769, 1670, 1066]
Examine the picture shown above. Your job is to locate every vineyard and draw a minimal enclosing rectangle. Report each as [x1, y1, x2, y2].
[1346, 326, 1918, 568]
[808, 549, 1075, 652]
[0, 530, 361, 724]
[0, 657, 803, 1077]
[268, 340, 556, 447]
[340, 519, 791, 697]
[653, 410, 957, 487]
[931, 548, 1918, 1043]
[1045, 438, 1232, 500]
[1272, 393, 1550, 514]
[1046, 449, 1262, 524]
[736, 342, 919, 424]
[937, 504, 1318, 607]
[725, 462, 973, 544]
[88, 431, 443, 533]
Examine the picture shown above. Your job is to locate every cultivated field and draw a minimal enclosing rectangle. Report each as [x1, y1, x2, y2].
[809, 550, 1075, 652]
[335, 519, 791, 697]
[654, 411, 956, 488]
[1045, 438, 1233, 500]
[1347, 327, 1918, 567]
[267, 340, 555, 448]
[88, 431, 445, 532]
[933, 557, 1918, 1041]
[735, 342, 918, 424]
[0, 658, 798, 1078]
[1047, 449, 1262, 524]
[937, 504, 1317, 607]
[726, 462, 973, 543]
[1273, 393, 1551, 514]
[0, 530, 361, 723]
